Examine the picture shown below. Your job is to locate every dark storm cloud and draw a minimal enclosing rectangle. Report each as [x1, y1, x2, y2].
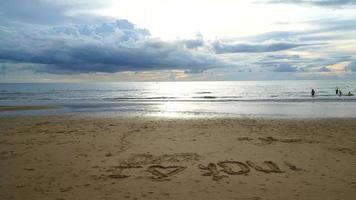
[0, 20, 224, 74]
[265, 0, 356, 7]
[0, 0, 224, 74]
[212, 41, 310, 54]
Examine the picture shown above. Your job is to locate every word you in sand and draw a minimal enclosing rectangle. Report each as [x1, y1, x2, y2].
[198, 160, 302, 181]
[102, 159, 303, 181]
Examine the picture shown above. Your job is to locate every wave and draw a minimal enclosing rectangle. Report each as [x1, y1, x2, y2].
[2, 94, 356, 103]
[0, 89, 143, 95]
[193, 96, 217, 99]
[195, 92, 212, 94]
[104, 97, 178, 101]
[102, 97, 356, 103]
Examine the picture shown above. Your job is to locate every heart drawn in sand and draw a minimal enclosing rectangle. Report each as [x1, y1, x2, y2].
[147, 165, 186, 179]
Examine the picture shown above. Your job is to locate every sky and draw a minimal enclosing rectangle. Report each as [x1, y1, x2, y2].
[0, 0, 356, 82]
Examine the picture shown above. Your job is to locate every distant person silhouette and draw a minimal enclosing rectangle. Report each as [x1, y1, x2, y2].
[336, 88, 339, 95]
[339, 90, 342, 96]
[311, 89, 315, 97]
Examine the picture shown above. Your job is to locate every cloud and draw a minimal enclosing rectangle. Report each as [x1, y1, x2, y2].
[347, 61, 356, 71]
[212, 40, 311, 54]
[265, 0, 356, 7]
[245, 18, 356, 45]
[0, 20, 224, 74]
[265, 54, 301, 60]
[319, 66, 331, 72]
[0, 0, 113, 25]
[180, 35, 205, 49]
[0, 64, 7, 76]
[273, 63, 298, 72]
[1, 0, 355, 81]
[0, 0, 65, 25]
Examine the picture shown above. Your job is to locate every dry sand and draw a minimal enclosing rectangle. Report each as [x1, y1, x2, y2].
[0, 116, 356, 200]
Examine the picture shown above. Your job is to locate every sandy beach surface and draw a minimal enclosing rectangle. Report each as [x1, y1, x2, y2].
[1, 115, 356, 200]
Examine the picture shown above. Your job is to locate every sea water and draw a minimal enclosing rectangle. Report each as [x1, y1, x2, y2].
[1, 80, 356, 118]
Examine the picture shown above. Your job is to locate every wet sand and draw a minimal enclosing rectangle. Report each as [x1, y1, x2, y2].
[1, 116, 356, 200]
[0, 106, 59, 111]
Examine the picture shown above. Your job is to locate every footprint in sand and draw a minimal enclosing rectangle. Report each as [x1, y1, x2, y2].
[328, 147, 355, 156]
[107, 165, 142, 179]
[258, 136, 318, 145]
[283, 161, 305, 172]
[237, 137, 253, 141]
[258, 137, 279, 144]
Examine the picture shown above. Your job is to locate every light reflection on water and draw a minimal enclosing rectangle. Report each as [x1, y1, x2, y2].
[1, 80, 356, 118]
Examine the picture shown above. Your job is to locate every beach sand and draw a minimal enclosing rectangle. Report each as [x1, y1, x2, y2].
[1, 116, 356, 200]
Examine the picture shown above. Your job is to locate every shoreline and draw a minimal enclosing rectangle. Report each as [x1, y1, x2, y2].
[1, 116, 356, 199]
[2, 101, 356, 119]
[2, 113, 356, 120]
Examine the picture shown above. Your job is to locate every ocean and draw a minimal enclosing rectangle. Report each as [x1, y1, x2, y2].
[1, 80, 356, 118]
